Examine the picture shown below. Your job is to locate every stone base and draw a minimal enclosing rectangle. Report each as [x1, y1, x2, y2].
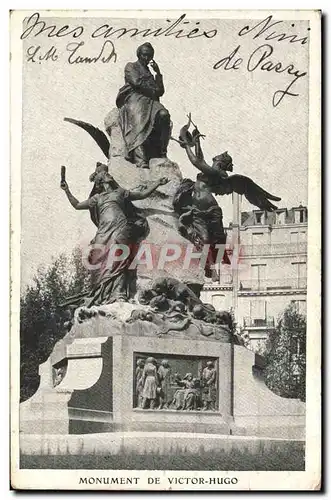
[20, 311, 233, 436]
[19, 314, 305, 441]
[232, 346, 306, 440]
[67, 412, 231, 436]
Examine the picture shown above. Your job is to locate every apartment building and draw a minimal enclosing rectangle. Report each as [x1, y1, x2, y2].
[201, 202, 308, 351]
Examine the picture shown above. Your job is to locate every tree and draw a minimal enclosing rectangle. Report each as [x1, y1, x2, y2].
[20, 247, 91, 402]
[264, 304, 306, 402]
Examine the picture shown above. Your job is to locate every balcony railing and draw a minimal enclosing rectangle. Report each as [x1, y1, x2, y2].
[243, 317, 275, 328]
[239, 278, 307, 291]
[240, 242, 307, 257]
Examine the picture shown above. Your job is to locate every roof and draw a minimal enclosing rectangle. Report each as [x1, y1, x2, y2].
[240, 206, 308, 227]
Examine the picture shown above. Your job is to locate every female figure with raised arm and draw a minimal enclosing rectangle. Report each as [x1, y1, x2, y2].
[61, 167, 168, 306]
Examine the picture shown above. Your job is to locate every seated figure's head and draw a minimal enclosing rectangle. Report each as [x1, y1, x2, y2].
[212, 151, 233, 172]
[137, 42, 154, 66]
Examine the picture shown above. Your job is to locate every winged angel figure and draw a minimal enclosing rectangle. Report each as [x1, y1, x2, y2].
[171, 115, 281, 277]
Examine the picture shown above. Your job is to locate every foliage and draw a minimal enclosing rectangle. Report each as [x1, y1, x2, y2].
[264, 304, 306, 402]
[20, 248, 91, 402]
[253, 339, 270, 357]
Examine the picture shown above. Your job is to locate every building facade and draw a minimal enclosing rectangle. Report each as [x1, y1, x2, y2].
[201, 203, 308, 351]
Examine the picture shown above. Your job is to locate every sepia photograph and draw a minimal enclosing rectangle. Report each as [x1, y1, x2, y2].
[10, 9, 321, 490]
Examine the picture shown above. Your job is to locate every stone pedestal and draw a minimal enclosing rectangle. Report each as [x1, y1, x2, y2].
[232, 346, 305, 439]
[20, 306, 233, 436]
[20, 306, 305, 440]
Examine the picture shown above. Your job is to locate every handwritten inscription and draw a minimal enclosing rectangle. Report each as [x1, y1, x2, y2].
[26, 45, 59, 62]
[20, 13, 84, 39]
[91, 15, 217, 39]
[238, 16, 310, 45]
[20, 12, 309, 107]
[214, 44, 307, 107]
[20, 12, 217, 41]
[66, 41, 117, 64]
[213, 17, 308, 107]
[25, 41, 117, 65]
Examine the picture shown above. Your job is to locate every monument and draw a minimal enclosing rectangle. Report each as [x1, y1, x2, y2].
[20, 43, 305, 455]
[116, 42, 171, 169]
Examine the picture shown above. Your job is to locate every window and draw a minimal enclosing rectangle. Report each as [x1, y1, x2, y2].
[252, 232, 264, 240]
[252, 232, 265, 252]
[251, 263, 266, 289]
[255, 212, 264, 224]
[291, 262, 307, 288]
[290, 231, 298, 243]
[219, 272, 232, 285]
[291, 300, 307, 316]
[290, 231, 306, 244]
[294, 209, 306, 224]
[299, 231, 306, 242]
[211, 294, 225, 309]
[250, 300, 267, 324]
[276, 211, 285, 225]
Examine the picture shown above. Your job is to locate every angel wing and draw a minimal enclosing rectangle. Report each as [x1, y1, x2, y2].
[216, 174, 281, 211]
[64, 117, 110, 159]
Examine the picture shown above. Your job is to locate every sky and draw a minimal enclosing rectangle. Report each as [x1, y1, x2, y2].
[19, 13, 309, 287]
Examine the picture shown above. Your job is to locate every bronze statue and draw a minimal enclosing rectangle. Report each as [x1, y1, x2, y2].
[60, 169, 169, 306]
[62, 44, 171, 170]
[172, 114, 281, 277]
[135, 277, 234, 336]
[116, 42, 171, 168]
[126, 307, 191, 335]
[138, 277, 205, 311]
